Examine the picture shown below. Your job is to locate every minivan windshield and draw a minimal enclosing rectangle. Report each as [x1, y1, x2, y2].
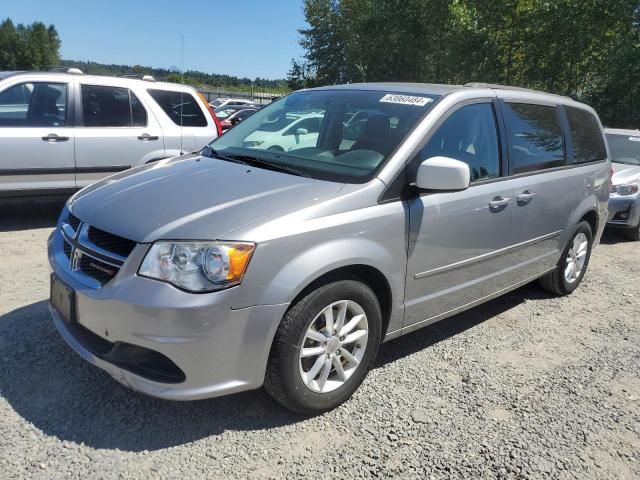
[607, 133, 640, 165]
[208, 89, 439, 182]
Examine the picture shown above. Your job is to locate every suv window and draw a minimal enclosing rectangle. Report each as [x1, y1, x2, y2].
[503, 103, 565, 174]
[421, 102, 500, 182]
[81, 85, 147, 127]
[147, 89, 207, 127]
[566, 107, 606, 164]
[0, 82, 67, 127]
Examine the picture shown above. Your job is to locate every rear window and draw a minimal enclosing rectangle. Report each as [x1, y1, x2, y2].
[81, 84, 147, 127]
[566, 107, 606, 164]
[148, 89, 207, 127]
[503, 103, 565, 174]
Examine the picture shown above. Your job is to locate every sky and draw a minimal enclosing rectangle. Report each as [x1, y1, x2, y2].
[3, 0, 307, 79]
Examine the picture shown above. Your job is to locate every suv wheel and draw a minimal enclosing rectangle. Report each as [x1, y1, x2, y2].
[539, 221, 593, 295]
[265, 279, 381, 414]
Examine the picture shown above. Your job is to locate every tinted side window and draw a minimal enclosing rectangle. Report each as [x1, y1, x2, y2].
[147, 89, 207, 127]
[421, 103, 500, 182]
[503, 103, 565, 174]
[81, 85, 147, 127]
[130, 91, 147, 127]
[0, 82, 67, 127]
[566, 107, 606, 163]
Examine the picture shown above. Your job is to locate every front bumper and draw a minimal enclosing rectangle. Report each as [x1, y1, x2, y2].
[48, 230, 288, 400]
[607, 194, 640, 229]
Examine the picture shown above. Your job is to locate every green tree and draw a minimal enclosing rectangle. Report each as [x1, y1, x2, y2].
[0, 18, 60, 70]
[295, 0, 639, 128]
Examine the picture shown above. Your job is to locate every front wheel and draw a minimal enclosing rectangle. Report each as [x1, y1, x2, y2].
[539, 221, 593, 295]
[265, 279, 381, 414]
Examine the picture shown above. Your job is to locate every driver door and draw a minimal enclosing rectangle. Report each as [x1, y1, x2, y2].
[403, 100, 518, 328]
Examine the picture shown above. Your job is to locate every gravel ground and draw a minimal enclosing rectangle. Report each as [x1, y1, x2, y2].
[0, 203, 638, 479]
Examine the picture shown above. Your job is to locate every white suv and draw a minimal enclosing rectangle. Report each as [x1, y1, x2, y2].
[0, 69, 221, 198]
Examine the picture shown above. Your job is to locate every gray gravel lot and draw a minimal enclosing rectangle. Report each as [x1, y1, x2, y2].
[0, 204, 639, 479]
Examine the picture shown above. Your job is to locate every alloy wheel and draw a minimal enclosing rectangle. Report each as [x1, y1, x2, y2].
[298, 300, 369, 394]
[564, 232, 589, 283]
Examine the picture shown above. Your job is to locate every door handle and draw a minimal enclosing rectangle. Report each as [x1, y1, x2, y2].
[489, 196, 511, 211]
[42, 134, 69, 142]
[517, 190, 536, 206]
[137, 133, 159, 141]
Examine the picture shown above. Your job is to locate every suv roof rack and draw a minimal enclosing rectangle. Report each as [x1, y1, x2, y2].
[49, 67, 84, 75]
[464, 82, 572, 99]
[118, 73, 156, 82]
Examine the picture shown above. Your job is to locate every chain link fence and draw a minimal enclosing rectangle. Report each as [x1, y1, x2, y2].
[198, 88, 288, 105]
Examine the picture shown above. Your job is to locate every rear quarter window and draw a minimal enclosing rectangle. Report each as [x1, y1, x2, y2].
[503, 102, 565, 174]
[566, 107, 606, 163]
[147, 89, 207, 127]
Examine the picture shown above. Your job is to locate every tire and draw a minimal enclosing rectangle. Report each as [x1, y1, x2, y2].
[539, 221, 593, 296]
[265, 279, 382, 415]
[267, 145, 284, 152]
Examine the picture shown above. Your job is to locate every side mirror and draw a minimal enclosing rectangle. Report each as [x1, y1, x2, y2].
[415, 156, 470, 191]
[295, 128, 309, 135]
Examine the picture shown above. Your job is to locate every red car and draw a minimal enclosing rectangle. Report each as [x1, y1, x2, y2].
[218, 107, 258, 131]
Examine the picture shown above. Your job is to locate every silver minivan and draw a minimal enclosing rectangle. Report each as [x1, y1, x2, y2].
[48, 83, 610, 413]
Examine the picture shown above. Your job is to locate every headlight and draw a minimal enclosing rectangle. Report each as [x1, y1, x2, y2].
[139, 241, 255, 292]
[612, 183, 639, 196]
[243, 140, 264, 147]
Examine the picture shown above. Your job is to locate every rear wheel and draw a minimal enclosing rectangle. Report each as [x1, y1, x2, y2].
[539, 221, 593, 295]
[265, 279, 381, 414]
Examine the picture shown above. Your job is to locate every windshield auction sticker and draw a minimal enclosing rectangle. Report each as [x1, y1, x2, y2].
[379, 94, 433, 107]
[629, 136, 640, 142]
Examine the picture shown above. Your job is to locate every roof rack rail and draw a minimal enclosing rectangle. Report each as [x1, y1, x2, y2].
[49, 67, 84, 75]
[118, 73, 156, 82]
[464, 82, 572, 99]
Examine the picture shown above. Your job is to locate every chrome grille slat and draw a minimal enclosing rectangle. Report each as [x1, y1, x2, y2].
[59, 211, 137, 287]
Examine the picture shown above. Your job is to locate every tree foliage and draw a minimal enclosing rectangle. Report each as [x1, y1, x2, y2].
[60, 60, 288, 93]
[0, 18, 60, 70]
[292, 0, 640, 128]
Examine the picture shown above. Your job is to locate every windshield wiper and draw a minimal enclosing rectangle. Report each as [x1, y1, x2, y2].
[200, 146, 310, 178]
[200, 145, 251, 166]
[224, 153, 311, 178]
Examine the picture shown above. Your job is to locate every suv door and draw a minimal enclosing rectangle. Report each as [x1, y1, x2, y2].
[147, 88, 215, 155]
[74, 84, 164, 188]
[403, 100, 517, 329]
[498, 100, 583, 278]
[0, 80, 75, 196]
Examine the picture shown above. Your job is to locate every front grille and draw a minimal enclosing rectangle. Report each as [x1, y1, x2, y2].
[60, 217, 137, 288]
[63, 241, 72, 258]
[78, 254, 119, 285]
[87, 226, 136, 258]
[67, 212, 81, 231]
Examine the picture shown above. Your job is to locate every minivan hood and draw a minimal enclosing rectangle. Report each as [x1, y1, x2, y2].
[612, 162, 640, 185]
[69, 155, 344, 243]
